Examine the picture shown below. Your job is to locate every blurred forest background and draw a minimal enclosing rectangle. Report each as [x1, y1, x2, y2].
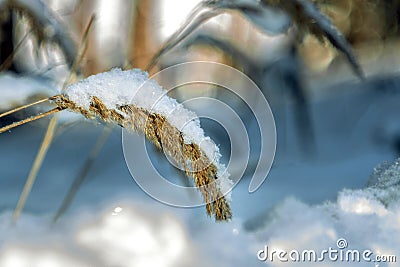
[3, 0, 400, 81]
[1, 1, 400, 266]
[2, 0, 400, 143]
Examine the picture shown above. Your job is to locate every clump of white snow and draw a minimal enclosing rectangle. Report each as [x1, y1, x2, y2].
[246, 158, 400, 267]
[366, 159, 400, 205]
[64, 68, 148, 111]
[64, 68, 231, 194]
[64, 69, 206, 148]
[0, 202, 196, 267]
[1, 159, 400, 266]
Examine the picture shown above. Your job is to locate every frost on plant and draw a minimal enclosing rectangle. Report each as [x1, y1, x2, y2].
[52, 68, 232, 221]
[365, 158, 400, 206]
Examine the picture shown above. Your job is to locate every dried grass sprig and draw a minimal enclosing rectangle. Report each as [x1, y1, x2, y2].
[0, 68, 232, 221]
[0, 102, 64, 134]
[52, 94, 232, 221]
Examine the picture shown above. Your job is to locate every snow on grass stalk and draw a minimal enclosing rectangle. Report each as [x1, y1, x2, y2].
[52, 68, 232, 221]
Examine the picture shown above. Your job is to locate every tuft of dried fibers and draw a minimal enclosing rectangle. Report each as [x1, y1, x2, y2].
[51, 68, 232, 221]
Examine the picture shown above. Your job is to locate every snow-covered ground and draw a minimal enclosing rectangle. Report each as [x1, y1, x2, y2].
[0, 71, 400, 266]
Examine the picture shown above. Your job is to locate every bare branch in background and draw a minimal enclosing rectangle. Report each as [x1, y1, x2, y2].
[148, 0, 364, 79]
[0, 0, 78, 71]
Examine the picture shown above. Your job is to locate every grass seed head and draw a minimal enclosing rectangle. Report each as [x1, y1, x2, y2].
[50, 69, 233, 221]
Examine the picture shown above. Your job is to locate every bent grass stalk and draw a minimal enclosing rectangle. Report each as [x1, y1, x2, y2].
[55, 93, 231, 221]
[0, 70, 232, 221]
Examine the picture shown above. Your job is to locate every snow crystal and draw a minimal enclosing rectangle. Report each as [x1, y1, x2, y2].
[64, 68, 147, 110]
[216, 166, 233, 201]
